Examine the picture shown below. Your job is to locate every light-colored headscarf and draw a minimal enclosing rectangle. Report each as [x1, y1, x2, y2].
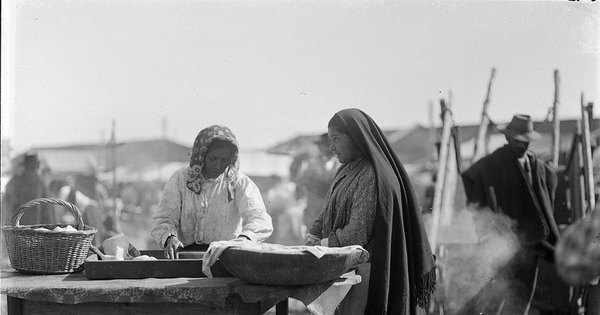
[186, 125, 239, 201]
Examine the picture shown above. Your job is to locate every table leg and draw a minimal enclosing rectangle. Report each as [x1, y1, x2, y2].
[275, 298, 288, 315]
[6, 296, 22, 315]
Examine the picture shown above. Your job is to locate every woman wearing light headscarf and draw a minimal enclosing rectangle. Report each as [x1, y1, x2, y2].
[151, 125, 273, 259]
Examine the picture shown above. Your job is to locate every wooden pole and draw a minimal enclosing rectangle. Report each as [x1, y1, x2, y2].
[440, 92, 458, 227]
[111, 120, 118, 220]
[429, 100, 436, 160]
[574, 123, 585, 220]
[551, 70, 561, 167]
[471, 68, 496, 164]
[581, 94, 595, 214]
[441, 132, 458, 227]
[429, 99, 453, 251]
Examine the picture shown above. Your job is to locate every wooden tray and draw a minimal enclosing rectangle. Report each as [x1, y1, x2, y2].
[218, 245, 369, 286]
[84, 250, 232, 280]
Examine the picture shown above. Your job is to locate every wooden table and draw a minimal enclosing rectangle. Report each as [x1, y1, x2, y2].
[0, 269, 333, 315]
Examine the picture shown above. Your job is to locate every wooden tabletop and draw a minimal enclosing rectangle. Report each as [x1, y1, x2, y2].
[0, 269, 331, 311]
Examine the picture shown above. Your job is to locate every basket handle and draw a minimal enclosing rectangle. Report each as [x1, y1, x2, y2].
[11, 198, 85, 230]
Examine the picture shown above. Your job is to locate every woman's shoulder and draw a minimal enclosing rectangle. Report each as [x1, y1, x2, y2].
[356, 158, 375, 177]
[175, 166, 190, 175]
[167, 166, 190, 182]
[234, 171, 254, 185]
[232, 172, 263, 194]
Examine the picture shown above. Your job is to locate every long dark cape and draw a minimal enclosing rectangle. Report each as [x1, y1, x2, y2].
[335, 109, 436, 315]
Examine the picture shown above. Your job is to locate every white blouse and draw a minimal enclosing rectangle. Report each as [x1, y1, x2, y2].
[150, 167, 273, 248]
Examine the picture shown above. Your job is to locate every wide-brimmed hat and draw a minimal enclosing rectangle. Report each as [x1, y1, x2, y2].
[498, 114, 541, 142]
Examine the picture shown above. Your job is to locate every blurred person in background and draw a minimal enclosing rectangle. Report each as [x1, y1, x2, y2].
[306, 108, 436, 315]
[461, 114, 561, 314]
[295, 133, 340, 237]
[2, 152, 55, 226]
[58, 175, 105, 246]
[263, 178, 305, 245]
[120, 183, 141, 215]
[151, 125, 273, 259]
[1, 152, 55, 269]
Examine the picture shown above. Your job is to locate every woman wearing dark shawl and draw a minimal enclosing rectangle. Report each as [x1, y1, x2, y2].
[307, 108, 436, 314]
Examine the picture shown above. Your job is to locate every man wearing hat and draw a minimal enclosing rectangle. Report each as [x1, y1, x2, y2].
[1, 152, 55, 268]
[460, 114, 561, 314]
[3, 152, 55, 226]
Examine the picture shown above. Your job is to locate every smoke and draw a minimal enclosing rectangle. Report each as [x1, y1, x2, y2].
[432, 205, 523, 314]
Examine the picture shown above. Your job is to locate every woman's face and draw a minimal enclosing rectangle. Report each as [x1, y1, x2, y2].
[328, 127, 361, 164]
[202, 145, 234, 179]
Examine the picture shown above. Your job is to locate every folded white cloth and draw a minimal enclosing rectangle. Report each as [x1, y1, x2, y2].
[306, 271, 362, 315]
[202, 238, 248, 277]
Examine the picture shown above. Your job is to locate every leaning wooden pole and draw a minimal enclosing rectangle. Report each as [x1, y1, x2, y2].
[429, 100, 436, 159]
[111, 120, 117, 207]
[429, 99, 453, 251]
[580, 94, 595, 214]
[471, 68, 496, 164]
[551, 70, 561, 167]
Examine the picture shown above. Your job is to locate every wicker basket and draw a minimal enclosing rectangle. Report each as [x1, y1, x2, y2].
[2, 198, 97, 274]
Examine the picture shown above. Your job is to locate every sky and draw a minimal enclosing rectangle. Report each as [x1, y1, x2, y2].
[1, 0, 599, 154]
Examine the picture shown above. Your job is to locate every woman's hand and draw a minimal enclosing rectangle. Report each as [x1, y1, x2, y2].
[320, 238, 329, 247]
[164, 235, 184, 259]
[305, 233, 321, 246]
[236, 234, 251, 241]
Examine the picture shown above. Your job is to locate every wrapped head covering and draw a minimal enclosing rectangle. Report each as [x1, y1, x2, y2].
[186, 125, 239, 201]
[331, 108, 436, 314]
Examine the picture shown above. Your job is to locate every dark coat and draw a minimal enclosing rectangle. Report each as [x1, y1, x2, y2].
[2, 171, 53, 226]
[461, 145, 559, 247]
[460, 145, 563, 313]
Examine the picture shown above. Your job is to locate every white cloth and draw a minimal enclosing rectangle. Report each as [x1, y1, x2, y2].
[151, 167, 273, 248]
[306, 270, 362, 315]
[202, 238, 249, 277]
[334, 263, 371, 315]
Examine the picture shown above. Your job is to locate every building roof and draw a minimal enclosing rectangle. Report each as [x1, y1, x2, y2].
[266, 135, 321, 156]
[19, 139, 191, 175]
[18, 139, 292, 181]
[267, 118, 600, 166]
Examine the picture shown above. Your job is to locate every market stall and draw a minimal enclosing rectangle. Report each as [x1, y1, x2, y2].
[0, 270, 332, 315]
[1, 198, 369, 315]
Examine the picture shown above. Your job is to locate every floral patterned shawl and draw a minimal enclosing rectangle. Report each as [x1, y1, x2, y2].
[186, 125, 239, 201]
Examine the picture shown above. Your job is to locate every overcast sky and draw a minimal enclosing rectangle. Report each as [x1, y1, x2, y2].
[2, 0, 598, 154]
